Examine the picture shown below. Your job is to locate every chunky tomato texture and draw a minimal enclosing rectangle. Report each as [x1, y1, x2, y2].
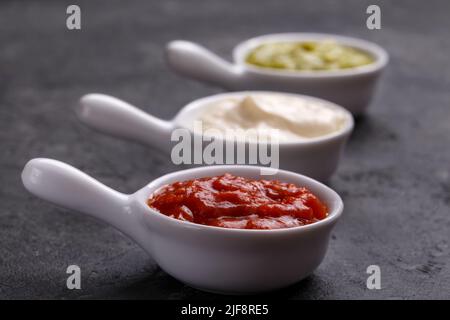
[147, 173, 328, 230]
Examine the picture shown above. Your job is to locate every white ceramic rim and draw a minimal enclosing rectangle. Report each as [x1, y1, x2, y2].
[233, 32, 389, 78]
[175, 90, 354, 146]
[136, 165, 343, 234]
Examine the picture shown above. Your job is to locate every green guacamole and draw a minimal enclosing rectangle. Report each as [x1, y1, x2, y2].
[245, 40, 374, 71]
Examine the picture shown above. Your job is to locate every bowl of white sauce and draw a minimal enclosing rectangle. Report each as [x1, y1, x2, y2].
[76, 91, 354, 181]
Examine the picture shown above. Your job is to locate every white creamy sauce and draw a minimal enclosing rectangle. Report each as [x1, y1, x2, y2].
[196, 93, 349, 142]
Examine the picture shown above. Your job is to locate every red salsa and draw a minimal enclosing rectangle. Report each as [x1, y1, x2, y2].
[147, 173, 328, 230]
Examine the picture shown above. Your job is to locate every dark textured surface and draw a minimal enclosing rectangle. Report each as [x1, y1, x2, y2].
[0, 0, 449, 299]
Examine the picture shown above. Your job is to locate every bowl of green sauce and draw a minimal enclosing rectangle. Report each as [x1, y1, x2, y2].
[166, 33, 388, 114]
[245, 40, 374, 72]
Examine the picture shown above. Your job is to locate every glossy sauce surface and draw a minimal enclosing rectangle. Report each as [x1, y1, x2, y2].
[147, 173, 328, 229]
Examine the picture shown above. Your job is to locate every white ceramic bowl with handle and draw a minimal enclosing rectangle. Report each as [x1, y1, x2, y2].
[76, 91, 354, 181]
[22, 158, 343, 294]
[166, 33, 388, 114]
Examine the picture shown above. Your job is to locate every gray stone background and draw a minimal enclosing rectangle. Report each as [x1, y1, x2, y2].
[0, 0, 449, 299]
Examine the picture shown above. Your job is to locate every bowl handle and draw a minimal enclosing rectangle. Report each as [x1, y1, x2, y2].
[76, 94, 174, 152]
[166, 40, 243, 89]
[21, 158, 146, 244]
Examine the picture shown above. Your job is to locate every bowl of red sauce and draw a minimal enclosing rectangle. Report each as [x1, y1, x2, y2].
[22, 159, 343, 295]
[138, 165, 343, 294]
